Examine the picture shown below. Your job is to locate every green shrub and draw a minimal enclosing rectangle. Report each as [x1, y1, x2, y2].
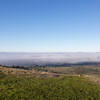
[0, 75, 100, 100]
[0, 71, 6, 78]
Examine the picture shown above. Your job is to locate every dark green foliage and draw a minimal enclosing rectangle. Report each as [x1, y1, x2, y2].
[0, 75, 100, 100]
[0, 71, 6, 78]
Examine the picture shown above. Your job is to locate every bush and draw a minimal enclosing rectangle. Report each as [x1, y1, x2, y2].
[0, 75, 100, 100]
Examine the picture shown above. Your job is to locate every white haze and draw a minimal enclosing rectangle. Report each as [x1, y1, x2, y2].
[0, 52, 100, 66]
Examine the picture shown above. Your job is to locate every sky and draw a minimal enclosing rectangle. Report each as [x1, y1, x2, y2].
[0, 0, 100, 52]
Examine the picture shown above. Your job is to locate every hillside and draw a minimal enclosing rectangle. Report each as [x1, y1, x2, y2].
[0, 66, 100, 100]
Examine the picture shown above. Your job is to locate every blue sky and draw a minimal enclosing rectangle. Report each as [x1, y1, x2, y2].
[0, 0, 100, 52]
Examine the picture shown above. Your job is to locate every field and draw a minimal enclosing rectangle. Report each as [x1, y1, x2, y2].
[0, 66, 100, 100]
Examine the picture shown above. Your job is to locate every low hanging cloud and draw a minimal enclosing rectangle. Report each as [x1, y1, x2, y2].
[0, 52, 100, 66]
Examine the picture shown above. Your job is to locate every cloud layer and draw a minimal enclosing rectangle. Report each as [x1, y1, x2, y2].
[0, 52, 100, 66]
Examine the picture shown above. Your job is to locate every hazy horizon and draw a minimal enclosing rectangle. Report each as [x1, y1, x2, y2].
[0, 52, 100, 66]
[0, 0, 100, 65]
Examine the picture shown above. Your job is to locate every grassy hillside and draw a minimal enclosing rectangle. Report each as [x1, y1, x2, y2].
[43, 65, 100, 75]
[0, 66, 100, 100]
[0, 72, 100, 100]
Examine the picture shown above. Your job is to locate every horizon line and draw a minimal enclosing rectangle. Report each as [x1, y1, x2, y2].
[0, 51, 100, 53]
